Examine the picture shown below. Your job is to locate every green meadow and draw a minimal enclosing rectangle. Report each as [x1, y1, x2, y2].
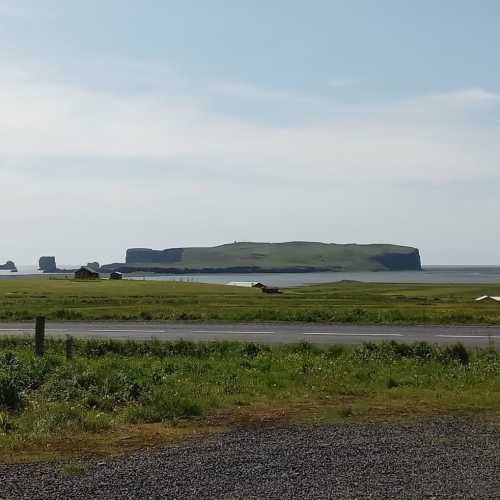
[1, 337, 500, 462]
[0, 278, 499, 324]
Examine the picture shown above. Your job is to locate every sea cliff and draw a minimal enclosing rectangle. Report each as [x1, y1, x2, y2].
[101, 242, 422, 274]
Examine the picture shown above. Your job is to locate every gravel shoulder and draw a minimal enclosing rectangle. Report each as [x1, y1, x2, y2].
[1, 418, 499, 499]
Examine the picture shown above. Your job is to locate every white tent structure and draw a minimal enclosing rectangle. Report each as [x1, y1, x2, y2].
[475, 296, 500, 303]
[226, 281, 265, 288]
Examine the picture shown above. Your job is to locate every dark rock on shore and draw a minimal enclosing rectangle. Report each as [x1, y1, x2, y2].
[374, 249, 422, 271]
[0, 260, 17, 271]
[38, 256, 58, 273]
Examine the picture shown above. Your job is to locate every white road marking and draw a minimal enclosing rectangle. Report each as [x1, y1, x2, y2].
[192, 330, 275, 334]
[304, 332, 404, 337]
[89, 329, 168, 334]
[436, 335, 500, 339]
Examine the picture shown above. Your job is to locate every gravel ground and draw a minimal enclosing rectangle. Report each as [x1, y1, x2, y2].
[1, 418, 499, 499]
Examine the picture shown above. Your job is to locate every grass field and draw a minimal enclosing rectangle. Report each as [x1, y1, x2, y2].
[0, 278, 500, 324]
[1, 336, 500, 462]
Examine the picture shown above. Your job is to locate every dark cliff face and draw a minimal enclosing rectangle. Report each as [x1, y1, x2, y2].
[373, 250, 422, 271]
[103, 265, 345, 274]
[126, 248, 183, 264]
[39, 256, 57, 272]
[120, 243, 423, 273]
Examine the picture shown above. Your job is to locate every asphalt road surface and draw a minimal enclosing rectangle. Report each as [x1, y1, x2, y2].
[1, 321, 500, 346]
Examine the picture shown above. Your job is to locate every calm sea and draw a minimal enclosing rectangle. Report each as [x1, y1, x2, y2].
[3, 265, 499, 287]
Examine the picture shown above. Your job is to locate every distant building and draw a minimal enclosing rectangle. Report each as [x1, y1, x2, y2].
[226, 281, 280, 294]
[226, 281, 266, 288]
[110, 271, 123, 280]
[475, 296, 500, 303]
[74, 266, 99, 279]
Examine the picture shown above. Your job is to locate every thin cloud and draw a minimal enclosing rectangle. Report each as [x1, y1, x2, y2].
[433, 88, 500, 105]
[208, 80, 316, 104]
[1, 65, 499, 185]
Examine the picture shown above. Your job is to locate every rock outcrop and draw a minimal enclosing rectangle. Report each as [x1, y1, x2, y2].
[0, 260, 17, 271]
[38, 256, 58, 273]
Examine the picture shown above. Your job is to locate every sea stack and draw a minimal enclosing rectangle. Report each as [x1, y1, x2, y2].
[0, 260, 17, 271]
[38, 256, 58, 273]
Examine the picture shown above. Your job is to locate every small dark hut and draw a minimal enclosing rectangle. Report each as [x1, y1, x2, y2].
[110, 271, 123, 280]
[74, 266, 99, 279]
[261, 286, 281, 294]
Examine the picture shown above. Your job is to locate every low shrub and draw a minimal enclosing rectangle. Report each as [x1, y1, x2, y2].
[0, 373, 23, 410]
[0, 411, 15, 434]
[52, 309, 84, 320]
[387, 377, 399, 389]
[240, 343, 264, 359]
[354, 341, 470, 365]
[126, 392, 202, 423]
[287, 341, 320, 355]
[35, 404, 85, 433]
[324, 344, 345, 359]
[81, 411, 112, 432]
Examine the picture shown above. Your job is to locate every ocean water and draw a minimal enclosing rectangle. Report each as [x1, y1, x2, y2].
[0, 265, 76, 278]
[2, 266, 500, 287]
[125, 267, 500, 287]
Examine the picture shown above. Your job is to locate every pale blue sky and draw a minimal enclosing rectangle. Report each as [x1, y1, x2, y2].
[1, 1, 499, 265]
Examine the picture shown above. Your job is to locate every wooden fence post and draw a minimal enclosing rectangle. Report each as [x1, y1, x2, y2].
[65, 335, 75, 360]
[35, 316, 45, 357]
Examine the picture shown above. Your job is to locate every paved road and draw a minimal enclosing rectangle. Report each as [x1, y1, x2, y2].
[1, 321, 500, 346]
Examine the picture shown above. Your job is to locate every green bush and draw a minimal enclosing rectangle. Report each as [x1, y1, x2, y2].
[440, 343, 469, 366]
[240, 343, 264, 359]
[0, 353, 28, 410]
[0, 373, 23, 410]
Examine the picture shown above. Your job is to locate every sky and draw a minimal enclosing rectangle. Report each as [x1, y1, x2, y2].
[1, 1, 499, 266]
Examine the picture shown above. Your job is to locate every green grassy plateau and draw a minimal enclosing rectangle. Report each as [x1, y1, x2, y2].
[0, 278, 500, 324]
[114, 241, 421, 272]
[1, 337, 500, 462]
